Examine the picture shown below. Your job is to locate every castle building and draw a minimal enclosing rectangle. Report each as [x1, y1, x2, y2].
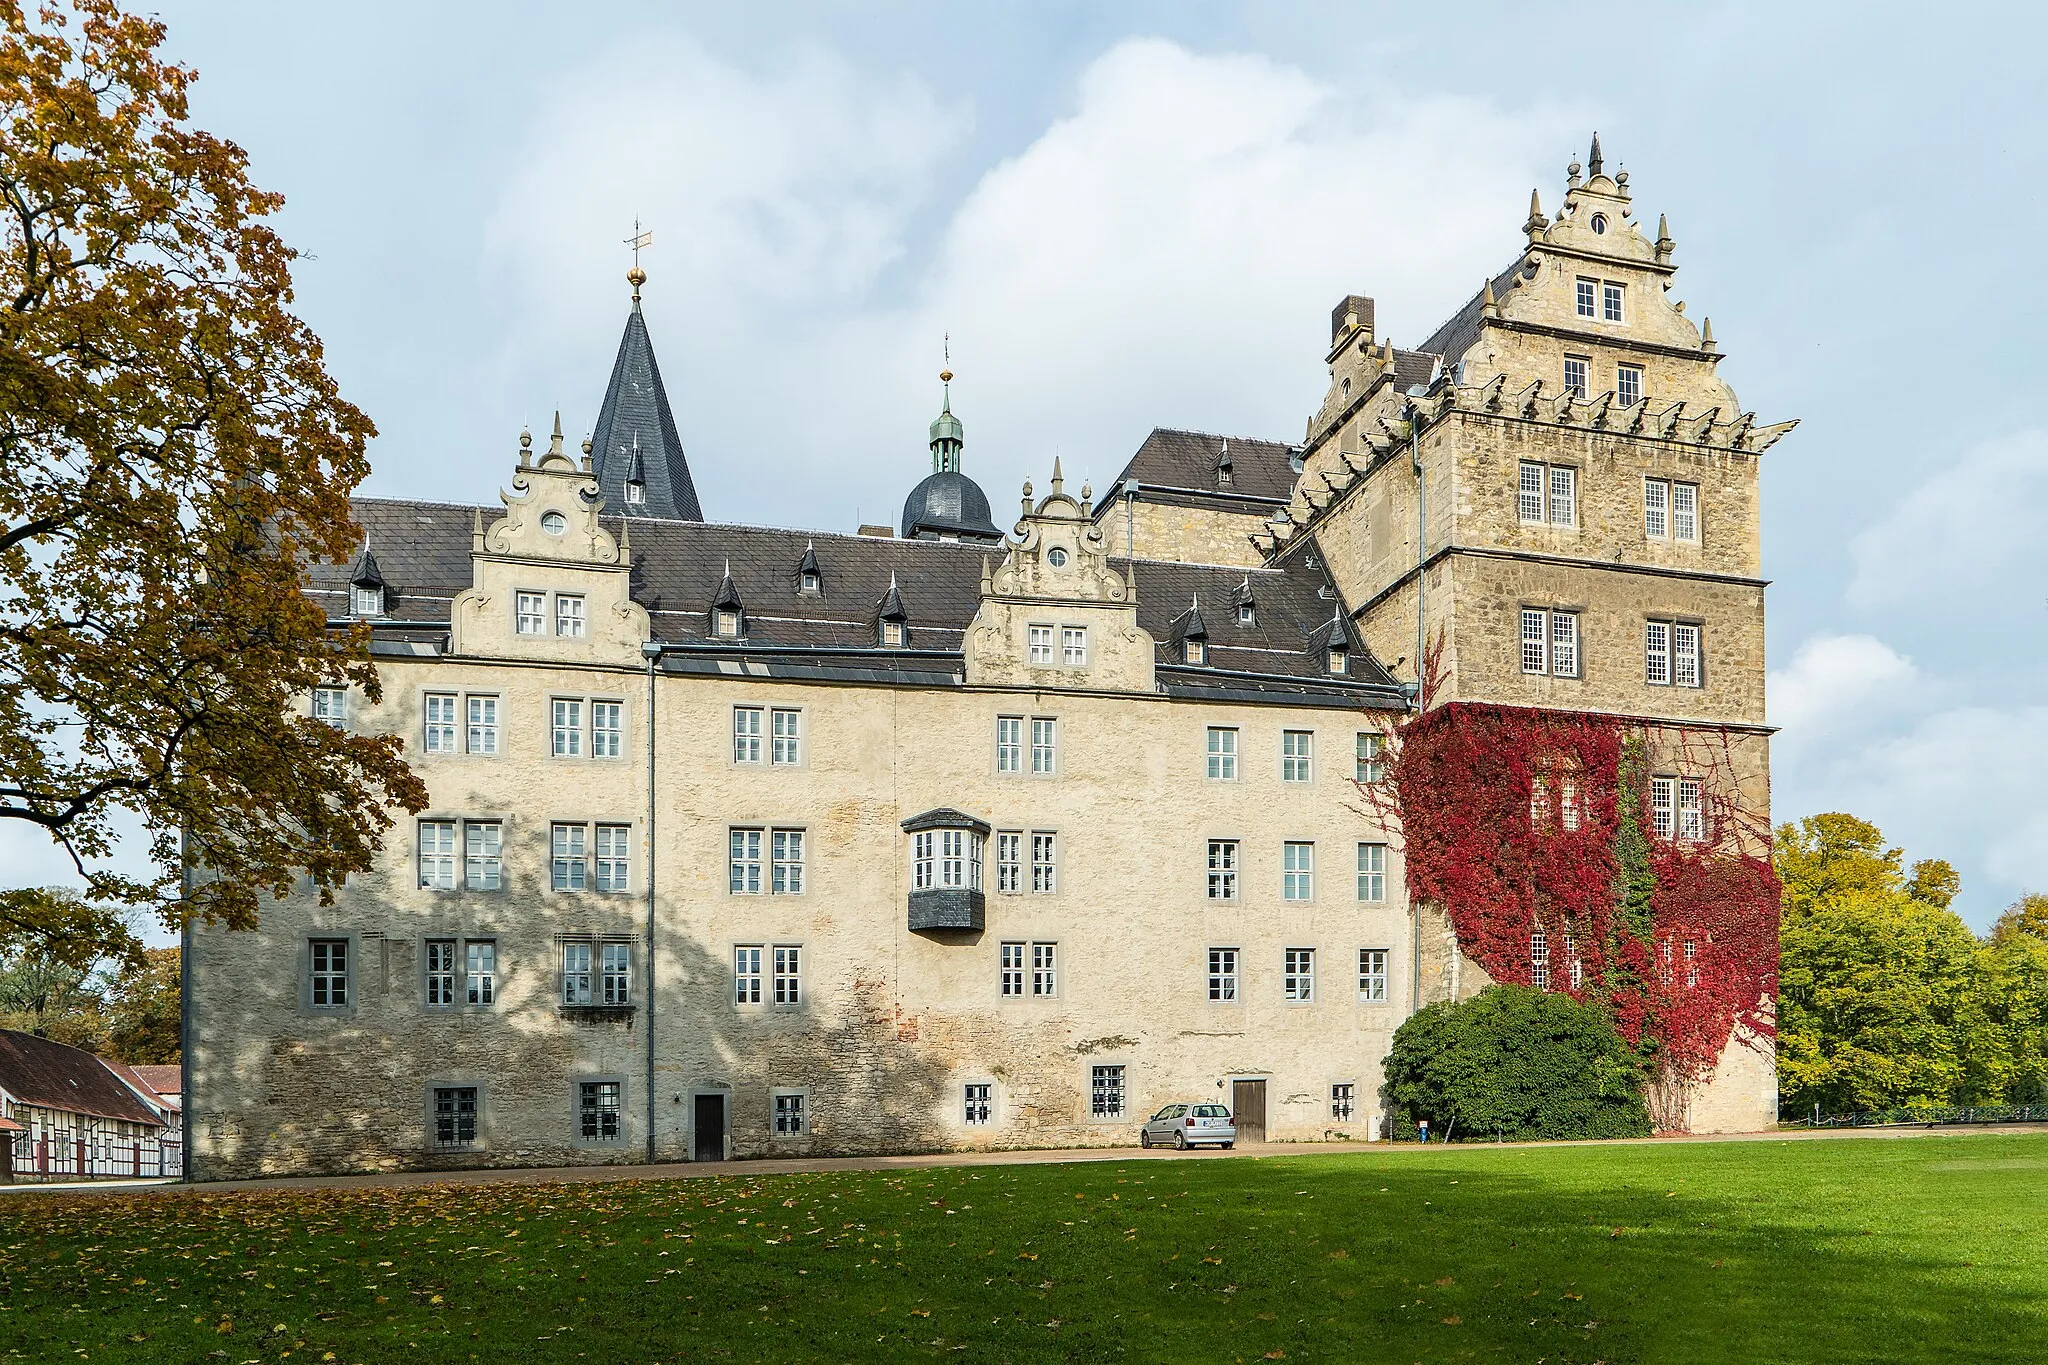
[186, 139, 1791, 1177]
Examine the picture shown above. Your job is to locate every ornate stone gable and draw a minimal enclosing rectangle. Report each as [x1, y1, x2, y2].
[964, 460, 1156, 693]
[449, 416, 651, 666]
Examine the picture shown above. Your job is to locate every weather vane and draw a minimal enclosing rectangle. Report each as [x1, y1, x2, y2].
[625, 220, 653, 269]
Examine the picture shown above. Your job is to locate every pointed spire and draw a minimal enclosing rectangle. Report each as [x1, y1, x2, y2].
[928, 338, 965, 474]
[1701, 317, 1718, 353]
[1524, 188, 1547, 238]
[1177, 594, 1208, 642]
[547, 410, 564, 459]
[1655, 211, 1674, 264]
[589, 277, 702, 521]
[1588, 131, 1603, 177]
[1482, 274, 1499, 316]
[712, 561, 742, 611]
[878, 572, 907, 622]
[349, 546, 383, 587]
[1050, 455, 1064, 493]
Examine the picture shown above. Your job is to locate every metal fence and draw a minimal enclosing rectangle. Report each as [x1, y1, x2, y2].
[1801, 1104, 2048, 1129]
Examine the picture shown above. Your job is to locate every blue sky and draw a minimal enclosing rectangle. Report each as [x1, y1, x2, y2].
[15, 2, 2045, 931]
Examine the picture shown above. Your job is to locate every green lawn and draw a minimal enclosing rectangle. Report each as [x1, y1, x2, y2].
[3, 1134, 2045, 1363]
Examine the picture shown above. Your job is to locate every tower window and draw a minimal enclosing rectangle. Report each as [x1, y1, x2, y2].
[1603, 281, 1624, 322]
[1617, 363, 1643, 408]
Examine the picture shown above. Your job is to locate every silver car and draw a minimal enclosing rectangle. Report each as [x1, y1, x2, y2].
[1138, 1101, 1236, 1149]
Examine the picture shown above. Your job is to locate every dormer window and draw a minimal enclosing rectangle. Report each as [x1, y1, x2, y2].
[716, 610, 741, 639]
[1185, 639, 1206, 665]
[624, 482, 646, 507]
[800, 571, 821, 595]
[1237, 601, 1255, 627]
[1217, 462, 1232, 487]
[352, 584, 383, 618]
[881, 620, 904, 648]
[1328, 649, 1348, 675]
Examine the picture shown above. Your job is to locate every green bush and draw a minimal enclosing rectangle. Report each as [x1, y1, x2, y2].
[1384, 986, 1652, 1140]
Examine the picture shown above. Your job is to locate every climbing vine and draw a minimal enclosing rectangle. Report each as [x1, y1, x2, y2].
[1362, 693, 1779, 1105]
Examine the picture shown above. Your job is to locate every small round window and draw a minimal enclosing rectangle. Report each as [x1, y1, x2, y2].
[1047, 547, 1068, 568]
[1590, 213, 1608, 235]
[540, 510, 568, 535]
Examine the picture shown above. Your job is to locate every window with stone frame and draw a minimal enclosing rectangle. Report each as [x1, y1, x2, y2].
[1603, 280, 1625, 323]
[1518, 462, 1578, 525]
[773, 1092, 807, 1136]
[1677, 777, 1704, 842]
[1617, 362, 1644, 408]
[562, 942, 594, 1005]
[418, 821, 457, 890]
[579, 1081, 622, 1141]
[1207, 947, 1238, 1002]
[1027, 625, 1055, 665]
[734, 945, 763, 1005]
[555, 593, 586, 638]
[311, 685, 347, 727]
[730, 828, 763, 893]
[551, 823, 587, 891]
[1062, 626, 1089, 666]
[1284, 947, 1316, 1002]
[1356, 843, 1387, 903]
[466, 696, 499, 754]
[1030, 717, 1057, 775]
[595, 823, 632, 892]
[1357, 948, 1388, 1003]
[1564, 356, 1589, 400]
[963, 1083, 993, 1126]
[995, 715, 1023, 774]
[466, 941, 496, 1005]
[733, 706, 764, 763]
[1031, 941, 1058, 997]
[425, 939, 457, 1006]
[551, 698, 583, 757]
[515, 592, 546, 635]
[1575, 276, 1597, 318]
[1520, 607, 1579, 678]
[1650, 775, 1677, 838]
[770, 708, 802, 765]
[1031, 831, 1057, 894]
[463, 821, 502, 890]
[1090, 1064, 1126, 1119]
[1355, 731, 1386, 783]
[1207, 839, 1239, 901]
[432, 1086, 478, 1149]
[771, 828, 806, 894]
[772, 945, 802, 1007]
[1281, 730, 1313, 782]
[1283, 841, 1314, 901]
[1206, 726, 1239, 780]
[1644, 619, 1703, 688]
[995, 831, 1022, 893]
[999, 941, 1025, 998]
[424, 693, 459, 753]
[600, 943, 631, 1006]
[591, 702, 624, 758]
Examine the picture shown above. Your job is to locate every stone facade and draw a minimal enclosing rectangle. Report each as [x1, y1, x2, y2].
[186, 137, 1793, 1177]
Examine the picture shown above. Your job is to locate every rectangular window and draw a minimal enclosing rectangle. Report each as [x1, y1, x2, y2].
[1673, 622, 1701, 688]
[996, 831, 1022, 893]
[1206, 726, 1239, 781]
[772, 945, 801, 1006]
[912, 830, 934, 890]
[591, 702, 623, 759]
[1646, 619, 1702, 688]
[1028, 625, 1055, 666]
[1031, 941, 1058, 997]
[1644, 477, 1670, 539]
[1284, 947, 1316, 1002]
[1551, 611, 1580, 678]
[1207, 840, 1239, 901]
[424, 693, 459, 753]
[563, 942, 593, 1005]
[352, 583, 383, 617]
[771, 829, 805, 894]
[1358, 948, 1388, 1003]
[516, 592, 546, 636]
[1548, 465, 1576, 526]
[466, 696, 499, 754]
[1685, 939, 1699, 989]
[940, 829, 966, 888]
[1671, 481, 1698, 543]
[1617, 363, 1643, 408]
[773, 1092, 806, 1136]
[1281, 730, 1313, 783]
[552, 699, 583, 757]
[1561, 779, 1581, 832]
[733, 706, 763, 764]
[1518, 461, 1545, 524]
[1062, 626, 1088, 666]
[432, 1086, 478, 1149]
[425, 939, 457, 1006]
[418, 820, 457, 890]
[734, 945, 763, 1005]
[1090, 1064, 1126, 1119]
[555, 594, 585, 638]
[1564, 356, 1589, 399]
[305, 941, 346, 1002]
[311, 685, 347, 727]
[964, 1083, 993, 1126]
[1566, 931, 1583, 989]
[1531, 774, 1550, 828]
[551, 823, 587, 892]
[1030, 718, 1057, 775]
[1650, 776, 1676, 838]
[1356, 843, 1387, 903]
[464, 821, 501, 891]
[1031, 832, 1057, 894]
[1208, 947, 1238, 1002]
[1603, 281, 1624, 323]
[1575, 277, 1597, 318]
[995, 715, 1023, 774]
[466, 941, 496, 1006]
[1532, 931, 1550, 990]
[600, 943, 631, 1005]
[1283, 841, 1314, 901]
[1521, 607, 1548, 675]
[595, 823, 632, 892]
[1645, 620, 1670, 686]
[729, 828, 763, 894]
[1331, 1083, 1355, 1121]
[770, 708, 802, 765]
[1356, 732, 1385, 784]
[1677, 778, 1704, 842]
[999, 941, 1024, 998]
[579, 1081, 622, 1142]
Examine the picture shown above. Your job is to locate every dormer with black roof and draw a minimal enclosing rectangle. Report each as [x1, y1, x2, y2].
[797, 542, 823, 597]
[710, 563, 745, 640]
[348, 547, 386, 618]
[1170, 596, 1208, 664]
[589, 268, 703, 522]
[900, 360, 1002, 544]
[876, 574, 909, 648]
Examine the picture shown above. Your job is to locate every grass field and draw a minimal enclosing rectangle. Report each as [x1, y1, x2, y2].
[2, 1133, 2045, 1363]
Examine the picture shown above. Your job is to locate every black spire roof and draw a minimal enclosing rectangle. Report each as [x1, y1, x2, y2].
[589, 285, 702, 522]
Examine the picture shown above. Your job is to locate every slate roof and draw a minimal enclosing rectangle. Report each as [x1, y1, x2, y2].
[1102, 428, 1300, 505]
[312, 498, 1405, 705]
[901, 469, 1001, 541]
[588, 302, 703, 522]
[1417, 259, 1530, 371]
[0, 1030, 164, 1126]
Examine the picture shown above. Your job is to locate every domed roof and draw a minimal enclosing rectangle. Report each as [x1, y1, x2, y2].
[901, 469, 1001, 542]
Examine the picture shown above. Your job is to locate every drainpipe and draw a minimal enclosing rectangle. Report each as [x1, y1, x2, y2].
[179, 845, 193, 1183]
[1403, 385, 1429, 1020]
[641, 639, 662, 1164]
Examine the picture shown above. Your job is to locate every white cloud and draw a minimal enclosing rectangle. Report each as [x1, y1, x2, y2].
[1766, 632, 1917, 736]
[1847, 428, 2048, 611]
[481, 36, 1583, 528]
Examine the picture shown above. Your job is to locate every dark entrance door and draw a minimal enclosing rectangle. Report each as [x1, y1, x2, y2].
[1232, 1079, 1267, 1143]
[692, 1094, 726, 1162]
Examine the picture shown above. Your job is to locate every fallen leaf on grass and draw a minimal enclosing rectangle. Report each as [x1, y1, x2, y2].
[1017, 1252, 1038, 1261]
[910, 1309, 931, 1318]
[1442, 1316, 1462, 1326]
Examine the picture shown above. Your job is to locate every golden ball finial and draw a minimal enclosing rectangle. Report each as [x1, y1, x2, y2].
[940, 368, 953, 384]
[627, 266, 647, 289]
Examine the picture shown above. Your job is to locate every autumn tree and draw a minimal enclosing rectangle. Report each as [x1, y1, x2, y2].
[0, 0, 425, 953]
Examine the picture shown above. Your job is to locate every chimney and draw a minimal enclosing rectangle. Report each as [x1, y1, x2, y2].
[1330, 294, 1375, 346]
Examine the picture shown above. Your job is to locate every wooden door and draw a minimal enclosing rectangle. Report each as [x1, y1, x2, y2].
[692, 1094, 726, 1162]
[1232, 1079, 1267, 1143]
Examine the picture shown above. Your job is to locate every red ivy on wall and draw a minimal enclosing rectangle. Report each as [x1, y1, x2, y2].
[1369, 699, 1778, 1087]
